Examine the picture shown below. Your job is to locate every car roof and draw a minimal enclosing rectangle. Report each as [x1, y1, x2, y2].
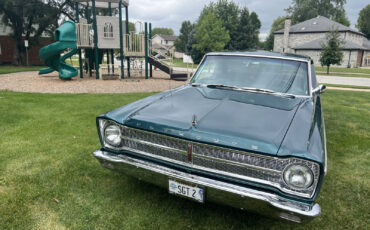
[206, 50, 311, 62]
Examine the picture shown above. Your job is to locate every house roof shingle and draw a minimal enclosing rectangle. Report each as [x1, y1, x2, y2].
[274, 16, 363, 35]
[363, 38, 370, 49]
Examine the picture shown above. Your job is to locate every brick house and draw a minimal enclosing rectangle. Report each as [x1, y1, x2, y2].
[273, 16, 370, 67]
[0, 20, 51, 65]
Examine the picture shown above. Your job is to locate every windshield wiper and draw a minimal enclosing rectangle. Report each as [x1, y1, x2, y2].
[240, 87, 296, 98]
[190, 83, 238, 90]
[205, 84, 239, 90]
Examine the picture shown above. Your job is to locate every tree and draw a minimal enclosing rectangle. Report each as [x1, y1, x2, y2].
[0, 0, 75, 65]
[234, 8, 261, 50]
[319, 30, 344, 74]
[264, 16, 287, 51]
[356, 4, 370, 39]
[186, 27, 203, 63]
[199, 0, 240, 50]
[174, 20, 194, 53]
[286, 0, 350, 26]
[151, 27, 174, 37]
[192, 12, 230, 62]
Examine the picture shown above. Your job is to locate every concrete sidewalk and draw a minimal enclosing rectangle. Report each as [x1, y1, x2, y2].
[317, 75, 370, 87]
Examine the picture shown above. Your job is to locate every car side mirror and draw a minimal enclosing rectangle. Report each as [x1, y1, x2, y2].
[312, 85, 326, 95]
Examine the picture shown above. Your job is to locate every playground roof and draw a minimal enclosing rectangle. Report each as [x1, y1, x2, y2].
[75, 0, 129, 8]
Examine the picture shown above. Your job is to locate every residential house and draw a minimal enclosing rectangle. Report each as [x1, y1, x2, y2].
[0, 18, 51, 65]
[273, 16, 370, 67]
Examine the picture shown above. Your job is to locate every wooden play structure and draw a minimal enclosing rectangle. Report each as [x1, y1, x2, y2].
[39, 0, 188, 81]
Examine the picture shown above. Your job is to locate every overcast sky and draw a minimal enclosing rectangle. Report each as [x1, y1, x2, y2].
[127, 0, 369, 41]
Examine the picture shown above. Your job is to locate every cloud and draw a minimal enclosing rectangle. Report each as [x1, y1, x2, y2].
[127, 0, 366, 36]
[259, 33, 268, 41]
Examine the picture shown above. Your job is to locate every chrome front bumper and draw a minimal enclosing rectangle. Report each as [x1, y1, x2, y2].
[93, 150, 320, 223]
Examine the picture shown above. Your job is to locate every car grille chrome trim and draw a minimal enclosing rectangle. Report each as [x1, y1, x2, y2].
[116, 126, 320, 198]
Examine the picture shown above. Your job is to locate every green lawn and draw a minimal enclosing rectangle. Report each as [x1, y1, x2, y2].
[171, 58, 198, 69]
[0, 90, 369, 229]
[0, 65, 45, 75]
[315, 66, 370, 75]
[325, 84, 370, 90]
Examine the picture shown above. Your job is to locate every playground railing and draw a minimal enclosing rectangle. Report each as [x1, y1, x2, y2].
[123, 32, 145, 57]
[76, 23, 94, 48]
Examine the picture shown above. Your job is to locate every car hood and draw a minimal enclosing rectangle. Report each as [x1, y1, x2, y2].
[106, 85, 306, 156]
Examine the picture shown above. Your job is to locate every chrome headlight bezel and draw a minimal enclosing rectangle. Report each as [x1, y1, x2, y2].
[99, 119, 122, 149]
[283, 164, 314, 190]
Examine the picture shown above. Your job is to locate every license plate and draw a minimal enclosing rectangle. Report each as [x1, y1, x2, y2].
[168, 179, 204, 203]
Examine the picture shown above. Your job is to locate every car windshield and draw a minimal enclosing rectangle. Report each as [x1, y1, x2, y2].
[191, 55, 309, 96]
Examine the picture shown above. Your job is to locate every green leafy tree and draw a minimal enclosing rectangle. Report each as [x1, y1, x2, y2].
[319, 30, 344, 74]
[264, 16, 287, 51]
[0, 0, 75, 65]
[234, 8, 261, 50]
[186, 27, 203, 63]
[286, 0, 350, 26]
[126, 22, 136, 33]
[151, 27, 174, 37]
[356, 4, 370, 39]
[174, 21, 194, 53]
[199, 0, 240, 50]
[192, 12, 230, 63]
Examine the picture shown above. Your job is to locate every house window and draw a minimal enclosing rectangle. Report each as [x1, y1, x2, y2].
[103, 22, 113, 38]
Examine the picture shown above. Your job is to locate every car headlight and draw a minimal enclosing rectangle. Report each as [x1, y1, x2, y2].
[103, 123, 122, 147]
[283, 164, 314, 189]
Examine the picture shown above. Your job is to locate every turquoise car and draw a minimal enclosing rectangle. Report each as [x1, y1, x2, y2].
[93, 51, 327, 223]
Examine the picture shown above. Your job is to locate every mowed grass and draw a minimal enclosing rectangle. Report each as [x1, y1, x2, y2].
[316, 72, 370, 78]
[0, 65, 45, 75]
[171, 58, 199, 69]
[0, 90, 369, 230]
[325, 84, 370, 90]
[315, 66, 370, 74]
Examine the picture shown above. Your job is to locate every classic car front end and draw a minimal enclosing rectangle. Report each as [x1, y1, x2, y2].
[93, 51, 327, 223]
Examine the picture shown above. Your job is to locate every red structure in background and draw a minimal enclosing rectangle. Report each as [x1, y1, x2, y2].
[0, 36, 52, 65]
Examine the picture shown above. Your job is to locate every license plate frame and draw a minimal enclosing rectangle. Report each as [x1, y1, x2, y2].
[168, 179, 204, 203]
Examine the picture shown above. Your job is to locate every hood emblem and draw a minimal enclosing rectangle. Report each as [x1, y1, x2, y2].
[192, 115, 198, 127]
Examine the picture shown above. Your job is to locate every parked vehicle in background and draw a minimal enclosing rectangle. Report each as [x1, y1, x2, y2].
[93, 51, 327, 223]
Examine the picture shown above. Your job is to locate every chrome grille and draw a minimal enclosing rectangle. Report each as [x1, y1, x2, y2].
[118, 126, 320, 198]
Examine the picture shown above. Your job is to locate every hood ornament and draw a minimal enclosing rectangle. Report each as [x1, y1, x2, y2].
[192, 115, 198, 127]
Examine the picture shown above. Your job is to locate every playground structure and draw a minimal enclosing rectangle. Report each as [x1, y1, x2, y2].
[39, 0, 188, 81]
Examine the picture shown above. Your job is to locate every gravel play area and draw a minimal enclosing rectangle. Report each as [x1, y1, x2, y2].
[0, 71, 188, 94]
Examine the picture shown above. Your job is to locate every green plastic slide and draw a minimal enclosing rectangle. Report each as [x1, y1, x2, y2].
[39, 21, 78, 79]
